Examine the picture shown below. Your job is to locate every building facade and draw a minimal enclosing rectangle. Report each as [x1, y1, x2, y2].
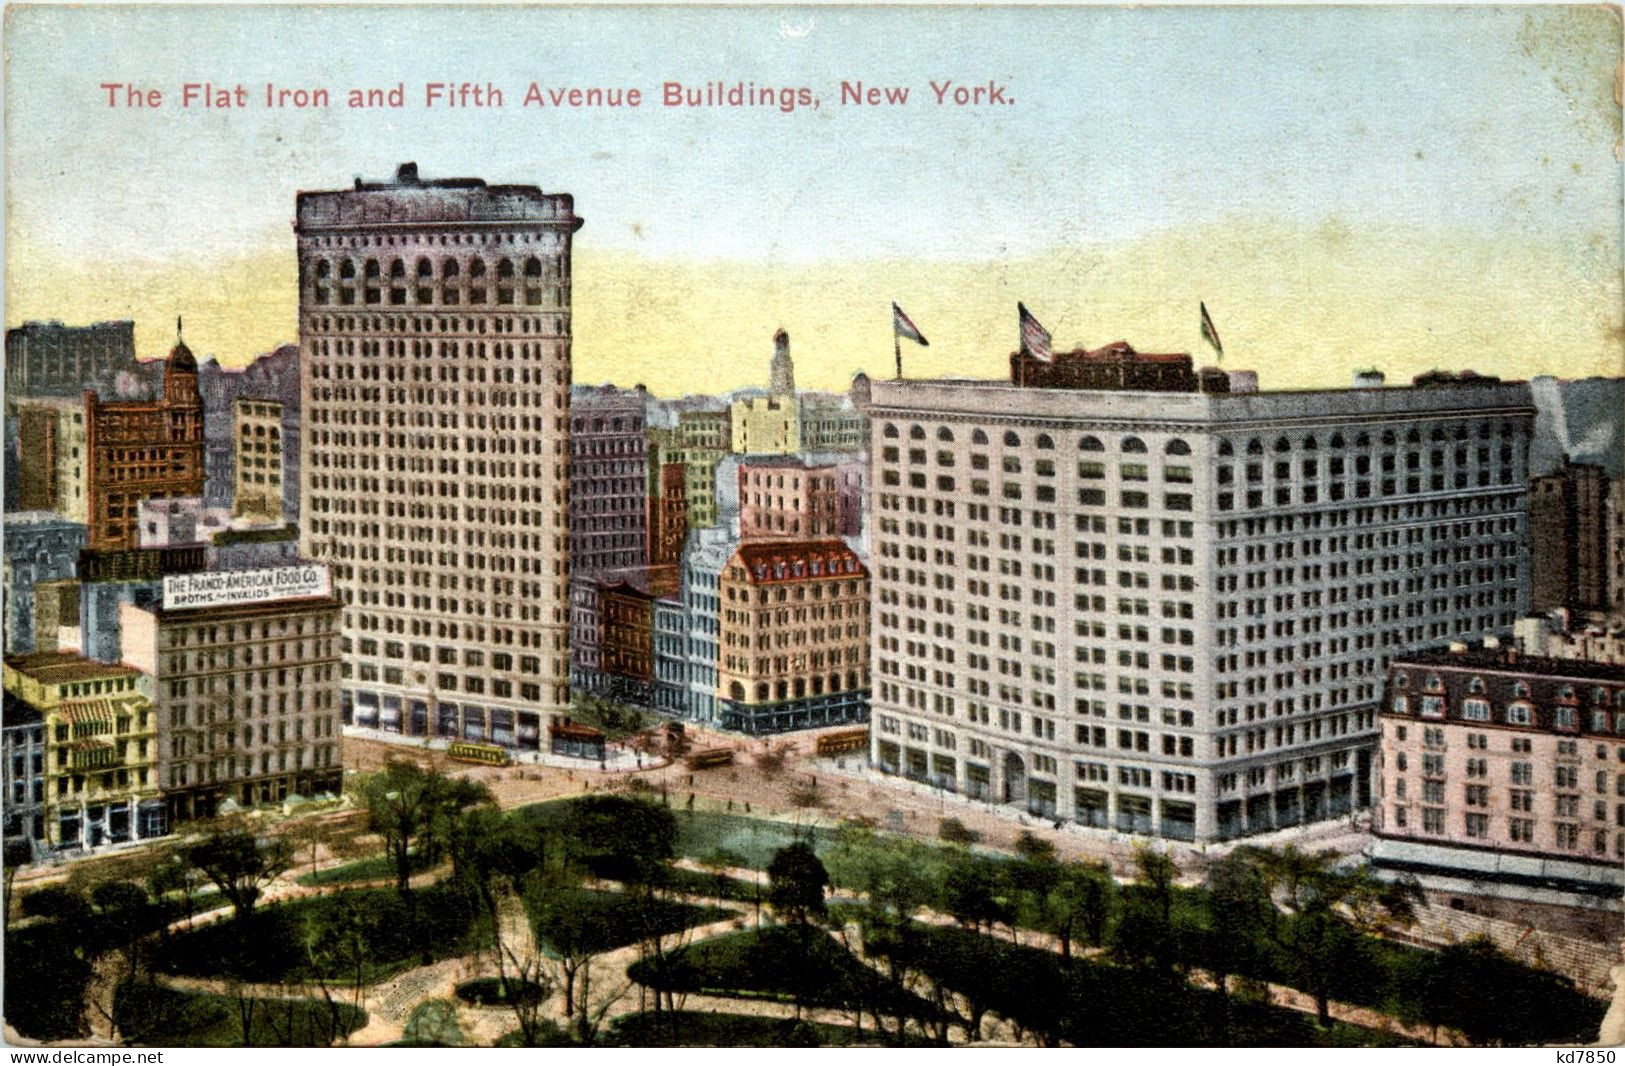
[861, 374, 1534, 842]
[1372, 646, 1625, 908]
[120, 579, 343, 821]
[84, 335, 205, 551]
[681, 526, 736, 725]
[1, 651, 163, 851]
[233, 398, 285, 521]
[1607, 478, 1625, 616]
[1530, 461, 1611, 614]
[5, 320, 138, 401]
[799, 392, 867, 453]
[738, 455, 865, 539]
[14, 398, 89, 520]
[3, 513, 88, 655]
[296, 162, 580, 749]
[3, 693, 46, 859]
[717, 539, 870, 734]
[731, 395, 800, 455]
[570, 385, 650, 576]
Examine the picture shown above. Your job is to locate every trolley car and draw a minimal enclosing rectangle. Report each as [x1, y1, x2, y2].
[447, 740, 512, 767]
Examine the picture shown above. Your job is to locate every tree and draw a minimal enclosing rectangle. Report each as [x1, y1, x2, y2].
[1201, 851, 1274, 1038]
[360, 759, 492, 895]
[1235, 844, 1420, 1028]
[943, 852, 1009, 936]
[185, 826, 291, 923]
[560, 794, 677, 889]
[90, 881, 152, 978]
[1038, 862, 1112, 959]
[767, 842, 829, 927]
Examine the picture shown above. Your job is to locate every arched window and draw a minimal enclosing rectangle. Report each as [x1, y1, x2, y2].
[1273, 436, 1291, 453]
[828, 672, 842, 693]
[882, 423, 899, 439]
[937, 426, 954, 442]
[1003, 430, 1021, 447]
[1246, 438, 1264, 455]
[910, 425, 926, 440]
[523, 257, 544, 305]
[415, 258, 433, 303]
[468, 259, 487, 303]
[1424, 673, 1443, 691]
[1393, 674, 1408, 688]
[1381, 430, 1396, 446]
[972, 429, 989, 445]
[1406, 428, 1421, 444]
[1217, 439, 1234, 457]
[730, 681, 746, 701]
[1329, 433, 1346, 449]
[1036, 433, 1054, 450]
[1303, 435, 1319, 450]
[338, 259, 357, 305]
[1512, 680, 1531, 699]
[363, 259, 382, 305]
[1122, 436, 1148, 453]
[1430, 427, 1446, 442]
[755, 682, 769, 702]
[388, 259, 407, 305]
[440, 258, 460, 304]
[496, 260, 516, 305]
[1165, 439, 1191, 456]
[1079, 435, 1104, 452]
[1468, 676, 1485, 693]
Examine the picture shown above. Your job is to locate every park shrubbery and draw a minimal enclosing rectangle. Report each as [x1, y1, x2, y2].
[150, 882, 484, 984]
[113, 980, 366, 1047]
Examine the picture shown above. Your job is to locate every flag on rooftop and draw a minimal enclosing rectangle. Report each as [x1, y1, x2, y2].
[1018, 302, 1053, 363]
[1200, 301, 1224, 362]
[892, 303, 929, 347]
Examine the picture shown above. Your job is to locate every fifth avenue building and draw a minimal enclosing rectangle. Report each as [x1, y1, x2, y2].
[860, 365, 1535, 842]
[296, 164, 581, 746]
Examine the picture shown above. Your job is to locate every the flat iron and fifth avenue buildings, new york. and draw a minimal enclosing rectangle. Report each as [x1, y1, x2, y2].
[4, 158, 1625, 1049]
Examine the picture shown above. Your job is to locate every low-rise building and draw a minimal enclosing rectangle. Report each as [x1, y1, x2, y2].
[2, 651, 163, 851]
[717, 539, 869, 734]
[798, 392, 866, 452]
[1373, 644, 1625, 909]
[738, 455, 865, 539]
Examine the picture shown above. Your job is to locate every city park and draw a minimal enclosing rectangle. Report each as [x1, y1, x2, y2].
[2, 714, 1610, 1049]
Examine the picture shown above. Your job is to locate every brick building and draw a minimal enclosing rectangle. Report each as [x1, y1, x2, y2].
[738, 455, 865, 539]
[84, 329, 205, 551]
[1010, 340, 1228, 393]
[1373, 645, 1625, 908]
[717, 539, 869, 734]
[570, 385, 651, 576]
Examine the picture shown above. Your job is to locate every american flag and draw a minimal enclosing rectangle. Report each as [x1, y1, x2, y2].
[892, 303, 929, 346]
[1200, 301, 1224, 362]
[1018, 302, 1053, 363]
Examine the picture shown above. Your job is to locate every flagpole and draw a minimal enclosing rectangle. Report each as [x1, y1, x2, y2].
[894, 330, 902, 381]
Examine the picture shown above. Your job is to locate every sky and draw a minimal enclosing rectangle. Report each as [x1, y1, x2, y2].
[5, 5, 1622, 394]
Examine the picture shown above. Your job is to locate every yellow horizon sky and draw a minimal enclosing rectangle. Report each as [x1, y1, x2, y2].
[7, 216, 1620, 397]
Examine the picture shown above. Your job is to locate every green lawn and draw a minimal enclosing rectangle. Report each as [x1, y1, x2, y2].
[628, 924, 930, 1020]
[525, 886, 728, 955]
[295, 851, 436, 887]
[113, 980, 366, 1047]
